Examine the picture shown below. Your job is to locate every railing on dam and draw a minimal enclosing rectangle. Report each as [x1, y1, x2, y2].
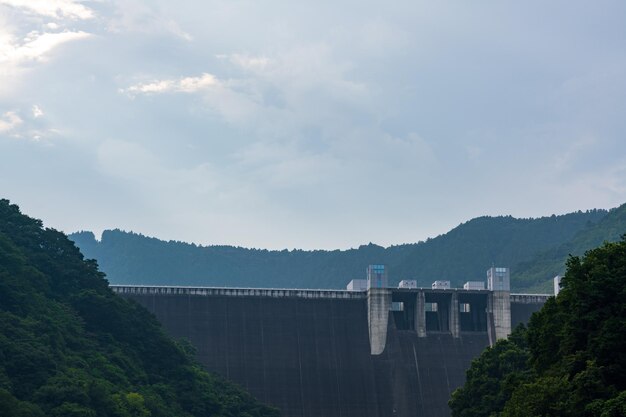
[510, 293, 552, 303]
[110, 285, 368, 299]
[111, 285, 552, 301]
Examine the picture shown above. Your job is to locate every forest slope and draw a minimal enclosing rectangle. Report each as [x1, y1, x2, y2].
[0, 199, 278, 417]
[512, 202, 626, 292]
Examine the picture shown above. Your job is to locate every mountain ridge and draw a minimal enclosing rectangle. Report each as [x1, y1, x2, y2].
[70, 205, 625, 291]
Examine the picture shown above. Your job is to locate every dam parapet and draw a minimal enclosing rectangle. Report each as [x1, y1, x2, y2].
[110, 285, 366, 299]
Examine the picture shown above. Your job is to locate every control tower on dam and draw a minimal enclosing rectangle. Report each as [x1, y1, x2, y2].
[112, 266, 550, 417]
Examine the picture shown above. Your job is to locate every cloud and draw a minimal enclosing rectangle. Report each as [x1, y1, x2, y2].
[538, 157, 626, 214]
[10, 30, 91, 62]
[118, 45, 437, 200]
[0, 29, 91, 82]
[121, 73, 219, 96]
[32, 104, 43, 118]
[3, 0, 626, 249]
[120, 45, 372, 137]
[234, 141, 343, 188]
[228, 53, 271, 71]
[465, 145, 484, 161]
[95, 139, 255, 212]
[0, 111, 22, 132]
[0, 108, 60, 142]
[92, 138, 289, 246]
[97, 140, 220, 192]
[0, 0, 94, 20]
[120, 71, 271, 126]
[0, 1, 93, 97]
[105, 1, 192, 40]
[554, 136, 597, 172]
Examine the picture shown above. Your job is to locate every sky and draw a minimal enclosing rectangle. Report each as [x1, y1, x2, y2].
[1, 0, 625, 250]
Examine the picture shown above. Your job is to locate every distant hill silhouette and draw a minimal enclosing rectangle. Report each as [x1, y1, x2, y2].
[70, 205, 625, 291]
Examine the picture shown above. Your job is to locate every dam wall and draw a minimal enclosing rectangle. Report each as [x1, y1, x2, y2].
[510, 293, 549, 328]
[114, 286, 549, 417]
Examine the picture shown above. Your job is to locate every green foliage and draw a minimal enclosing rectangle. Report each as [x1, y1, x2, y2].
[0, 388, 45, 417]
[501, 375, 570, 417]
[591, 391, 626, 417]
[0, 199, 279, 417]
[70, 208, 616, 290]
[111, 392, 151, 417]
[513, 203, 626, 292]
[450, 236, 626, 417]
[449, 326, 533, 417]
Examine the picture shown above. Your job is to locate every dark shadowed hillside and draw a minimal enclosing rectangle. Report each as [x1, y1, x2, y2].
[70, 207, 619, 291]
[0, 199, 279, 417]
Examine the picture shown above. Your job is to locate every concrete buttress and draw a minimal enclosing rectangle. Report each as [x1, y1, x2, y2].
[368, 288, 392, 355]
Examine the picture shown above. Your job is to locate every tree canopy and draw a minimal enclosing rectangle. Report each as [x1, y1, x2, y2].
[450, 236, 626, 417]
[0, 199, 279, 417]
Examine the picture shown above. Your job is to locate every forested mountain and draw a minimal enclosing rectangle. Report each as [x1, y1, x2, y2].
[449, 237, 626, 417]
[69, 206, 623, 291]
[0, 199, 279, 417]
[512, 203, 626, 292]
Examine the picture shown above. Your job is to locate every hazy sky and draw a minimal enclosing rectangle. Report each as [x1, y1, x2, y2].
[1, 1, 625, 249]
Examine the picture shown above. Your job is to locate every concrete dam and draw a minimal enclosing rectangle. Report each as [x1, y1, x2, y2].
[112, 267, 549, 417]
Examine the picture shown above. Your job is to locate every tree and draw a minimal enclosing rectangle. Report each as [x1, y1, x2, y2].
[449, 326, 532, 417]
[0, 200, 280, 417]
[451, 236, 626, 417]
